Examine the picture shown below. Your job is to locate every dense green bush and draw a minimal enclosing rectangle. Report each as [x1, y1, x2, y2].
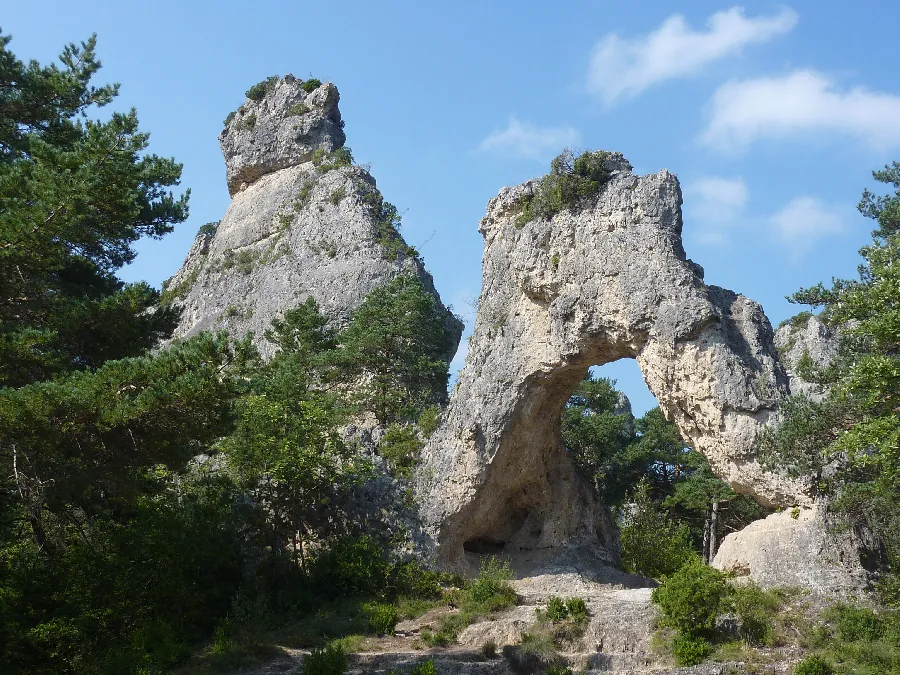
[246, 75, 278, 101]
[671, 633, 711, 666]
[546, 596, 569, 623]
[302, 77, 323, 93]
[303, 643, 347, 675]
[651, 559, 728, 635]
[794, 655, 834, 675]
[516, 148, 610, 226]
[730, 582, 784, 646]
[379, 424, 423, 477]
[619, 481, 696, 579]
[365, 602, 399, 635]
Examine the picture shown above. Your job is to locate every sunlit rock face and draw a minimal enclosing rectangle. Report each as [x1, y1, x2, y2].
[166, 76, 461, 359]
[417, 153, 810, 570]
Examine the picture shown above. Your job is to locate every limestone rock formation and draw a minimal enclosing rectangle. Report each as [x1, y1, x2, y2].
[418, 153, 809, 570]
[713, 505, 877, 596]
[166, 76, 461, 358]
[774, 313, 840, 401]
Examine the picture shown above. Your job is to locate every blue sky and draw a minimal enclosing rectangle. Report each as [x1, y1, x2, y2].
[6, 1, 899, 414]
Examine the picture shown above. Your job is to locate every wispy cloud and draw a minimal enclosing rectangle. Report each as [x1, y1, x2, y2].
[702, 70, 900, 151]
[587, 7, 797, 106]
[684, 176, 748, 244]
[480, 118, 580, 160]
[769, 196, 843, 255]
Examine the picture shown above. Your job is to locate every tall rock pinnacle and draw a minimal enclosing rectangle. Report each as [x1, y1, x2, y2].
[165, 75, 462, 359]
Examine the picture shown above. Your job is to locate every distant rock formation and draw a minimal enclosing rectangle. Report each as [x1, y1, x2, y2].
[418, 153, 810, 570]
[166, 76, 461, 358]
[774, 313, 840, 402]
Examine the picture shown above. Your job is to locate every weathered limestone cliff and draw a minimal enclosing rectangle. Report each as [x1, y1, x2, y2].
[418, 153, 810, 569]
[166, 76, 461, 357]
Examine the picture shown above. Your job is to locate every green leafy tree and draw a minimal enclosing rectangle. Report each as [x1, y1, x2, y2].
[338, 274, 456, 424]
[0, 31, 189, 388]
[759, 162, 900, 601]
[225, 299, 369, 569]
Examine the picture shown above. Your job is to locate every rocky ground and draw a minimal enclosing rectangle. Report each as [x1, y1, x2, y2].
[218, 566, 806, 675]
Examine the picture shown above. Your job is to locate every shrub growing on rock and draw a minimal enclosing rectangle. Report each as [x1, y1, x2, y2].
[516, 148, 611, 226]
[246, 75, 278, 101]
[671, 633, 711, 666]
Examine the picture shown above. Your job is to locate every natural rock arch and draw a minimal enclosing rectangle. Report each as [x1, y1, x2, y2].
[418, 154, 809, 570]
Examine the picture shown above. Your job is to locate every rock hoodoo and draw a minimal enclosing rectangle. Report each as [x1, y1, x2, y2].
[166, 76, 461, 357]
[418, 153, 810, 570]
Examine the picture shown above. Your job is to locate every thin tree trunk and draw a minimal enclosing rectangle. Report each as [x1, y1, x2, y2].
[702, 513, 711, 564]
[709, 500, 720, 561]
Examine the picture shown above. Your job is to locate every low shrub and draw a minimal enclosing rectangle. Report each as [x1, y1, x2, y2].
[672, 633, 711, 666]
[379, 424, 423, 478]
[516, 148, 611, 227]
[247, 75, 278, 101]
[418, 405, 441, 437]
[730, 582, 783, 646]
[565, 597, 588, 623]
[651, 559, 729, 636]
[832, 604, 885, 642]
[546, 596, 568, 623]
[794, 655, 834, 675]
[364, 602, 398, 635]
[302, 78, 323, 93]
[503, 631, 560, 673]
[302, 643, 346, 675]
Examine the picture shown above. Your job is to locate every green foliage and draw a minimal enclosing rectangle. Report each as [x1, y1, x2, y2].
[288, 102, 310, 116]
[424, 557, 517, 646]
[546, 596, 568, 623]
[0, 31, 188, 388]
[729, 583, 784, 646]
[671, 633, 711, 666]
[302, 644, 347, 675]
[246, 75, 278, 101]
[794, 655, 834, 675]
[224, 110, 236, 127]
[651, 560, 728, 635]
[330, 185, 348, 205]
[761, 162, 900, 586]
[502, 631, 561, 673]
[337, 274, 456, 424]
[198, 221, 219, 236]
[358, 184, 419, 260]
[242, 111, 257, 130]
[313, 146, 354, 173]
[364, 602, 398, 635]
[516, 148, 610, 226]
[408, 660, 437, 675]
[565, 597, 588, 623]
[301, 78, 323, 93]
[379, 424, 423, 478]
[418, 405, 441, 437]
[619, 480, 696, 578]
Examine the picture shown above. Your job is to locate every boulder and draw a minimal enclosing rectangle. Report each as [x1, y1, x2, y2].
[713, 504, 877, 597]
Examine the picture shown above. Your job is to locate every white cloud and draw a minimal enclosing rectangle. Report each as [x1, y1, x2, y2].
[587, 7, 797, 105]
[686, 176, 748, 223]
[480, 118, 580, 160]
[702, 70, 900, 151]
[770, 196, 843, 253]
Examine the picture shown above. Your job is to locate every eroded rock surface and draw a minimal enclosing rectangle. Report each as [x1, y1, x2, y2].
[167, 77, 461, 358]
[774, 313, 840, 401]
[418, 153, 809, 569]
[713, 505, 877, 596]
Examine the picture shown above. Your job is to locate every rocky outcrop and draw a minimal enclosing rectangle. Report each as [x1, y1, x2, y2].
[418, 153, 810, 570]
[166, 76, 461, 358]
[713, 505, 878, 596]
[774, 313, 840, 401]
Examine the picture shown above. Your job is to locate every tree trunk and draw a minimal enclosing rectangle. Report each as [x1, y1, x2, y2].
[702, 512, 711, 564]
[709, 500, 720, 561]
